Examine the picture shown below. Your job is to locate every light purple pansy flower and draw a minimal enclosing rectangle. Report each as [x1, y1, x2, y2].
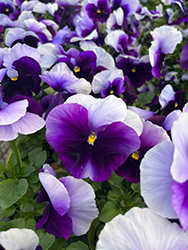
[91, 69, 124, 97]
[36, 164, 99, 239]
[0, 228, 40, 250]
[149, 25, 182, 79]
[0, 93, 45, 141]
[46, 94, 142, 182]
[40, 62, 91, 94]
[96, 207, 188, 250]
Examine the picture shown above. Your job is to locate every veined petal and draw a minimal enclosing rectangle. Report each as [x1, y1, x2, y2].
[0, 100, 28, 125]
[59, 176, 98, 236]
[0, 228, 39, 250]
[46, 103, 90, 153]
[39, 172, 70, 216]
[0, 124, 18, 141]
[140, 141, 177, 218]
[96, 207, 188, 250]
[12, 112, 45, 135]
[171, 113, 188, 183]
[123, 109, 143, 136]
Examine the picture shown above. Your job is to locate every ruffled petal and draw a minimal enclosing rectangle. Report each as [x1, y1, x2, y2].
[60, 176, 98, 236]
[39, 172, 70, 216]
[140, 141, 177, 218]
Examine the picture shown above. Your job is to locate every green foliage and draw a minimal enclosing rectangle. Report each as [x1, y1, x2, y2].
[66, 241, 89, 250]
[0, 178, 28, 209]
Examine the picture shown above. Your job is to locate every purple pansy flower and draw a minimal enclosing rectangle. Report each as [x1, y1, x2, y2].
[5, 27, 39, 48]
[40, 62, 91, 94]
[91, 69, 124, 97]
[57, 48, 97, 82]
[0, 0, 15, 16]
[0, 92, 45, 141]
[46, 94, 142, 182]
[115, 119, 170, 183]
[0, 43, 42, 102]
[36, 164, 99, 239]
[116, 55, 153, 88]
[149, 25, 182, 79]
[85, 0, 111, 23]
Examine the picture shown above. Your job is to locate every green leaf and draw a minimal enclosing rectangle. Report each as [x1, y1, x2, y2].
[66, 241, 89, 250]
[0, 161, 8, 173]
[2, 205, 16, 218]
[137, 92, 155, 105]
[34, 151, 47, 168]
[37, 230, 55, 250]
[21, 166, 36, 177]
[131, 183, 140, 193]
[108, 172, 124, 185]
[0, 174, 6, 182]
[20, 202, 34, 213]
[99, 201, 121, 223]
[0, 178, 28, 209]
[28, 148, 42, 164]
[28, 148, 47, 169]
[107, 185, 125, 201]
[88, 218, 100, 250]
[0, 218, 25, 231]
[25, 218, 36, 231]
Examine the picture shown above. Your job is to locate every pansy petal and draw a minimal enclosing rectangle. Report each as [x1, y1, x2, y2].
[0, 228, 39, 250]
[45, 210, 72, 240]
[140, 141, 177, 218]
[60, 176, 98, 236]
[12, 112, 45, 135]
[123, 110, 143, 136]
[0, 124, 18, 141]
[171, 181, 188, 231]
[39, 172, 70, 216]
[46, 103, 90, 153]
[0, 100, 28, 125]
[171, 113, 188, 183]
[96, 207, 188, 250]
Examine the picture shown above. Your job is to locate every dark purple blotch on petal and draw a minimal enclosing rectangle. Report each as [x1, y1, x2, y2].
[9, 95, 43, 116]
[1, 56, 41, 102]
[116, 56, 153, 88]
[85, 0, 111, 23]
[101, 78, 125, 98]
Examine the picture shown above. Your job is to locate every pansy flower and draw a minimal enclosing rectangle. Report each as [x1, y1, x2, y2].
[0, 91, 45, 141]
[0, 43, 42, 102]
[149, 25, 182, 79]
[46, 94, 142, 182]
[36, 164, 99, 239]
[96, 207, 188, 249]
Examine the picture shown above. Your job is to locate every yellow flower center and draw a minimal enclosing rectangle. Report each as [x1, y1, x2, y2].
[110, 90, 114, 94]
[88, 132, 96, 145]
[74, 66, 80, 73]
[11, 77, 18, 81]
[131, 68, 136, 73]
[131, 151, 139, 160]
[5, 8, 9, 12]
[97, 9, 101, 13]
[175, 102, 178, 108]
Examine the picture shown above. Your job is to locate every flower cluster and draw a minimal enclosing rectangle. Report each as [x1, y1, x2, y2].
[0, 0, 188, 249]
